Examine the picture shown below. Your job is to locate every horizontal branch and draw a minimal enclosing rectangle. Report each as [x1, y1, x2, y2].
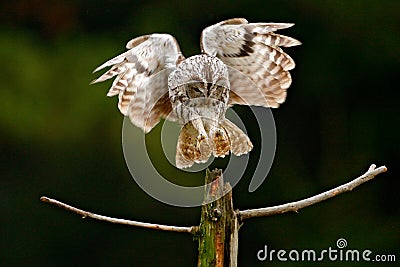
[40, 196, 195, 234]
[238, 164, 387, 220]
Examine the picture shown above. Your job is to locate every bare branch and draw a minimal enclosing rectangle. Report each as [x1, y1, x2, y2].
[238, 164, 387, 220]
[40, 196, 195, 234]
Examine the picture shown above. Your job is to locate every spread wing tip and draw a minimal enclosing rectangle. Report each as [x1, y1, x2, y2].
[126, 35, 151, 49]
[89, 78, 98, 85]
[292, 39, 302, 46]
[92, 64, 106, 73]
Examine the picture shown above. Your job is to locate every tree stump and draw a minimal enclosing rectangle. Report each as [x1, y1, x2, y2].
[197, 169, 240, 267]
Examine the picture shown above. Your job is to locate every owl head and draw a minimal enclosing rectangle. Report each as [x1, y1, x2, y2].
[168, 54, 230, 103]
[168, 54, 231, 124]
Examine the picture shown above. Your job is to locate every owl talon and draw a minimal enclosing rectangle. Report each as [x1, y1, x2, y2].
[196, 134, 212, 163]
[197, 133, 207, 142]
[209, 126, 230, 157]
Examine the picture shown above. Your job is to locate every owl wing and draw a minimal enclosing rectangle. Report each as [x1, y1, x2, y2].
[200, 18, 301, 108]
[92, 34, 184, 133]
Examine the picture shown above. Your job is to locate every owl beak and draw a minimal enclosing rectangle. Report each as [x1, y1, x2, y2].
[206, 83, 212, 97]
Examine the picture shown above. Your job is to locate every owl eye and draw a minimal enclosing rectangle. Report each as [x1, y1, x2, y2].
[207, 83, 226, 99]
[193, 87, 202, 94]
[186, 84, 205, 98]
[206, 83, 212, 96]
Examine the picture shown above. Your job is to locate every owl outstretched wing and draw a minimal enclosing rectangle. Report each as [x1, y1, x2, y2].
[92, 34, 184, 133]
[200, 18, 301, 108]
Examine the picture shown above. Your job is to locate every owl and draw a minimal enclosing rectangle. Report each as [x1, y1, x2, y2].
[91, 18, 301, 169]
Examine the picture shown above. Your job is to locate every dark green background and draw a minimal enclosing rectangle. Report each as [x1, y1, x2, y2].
[1, 0, 398, 266]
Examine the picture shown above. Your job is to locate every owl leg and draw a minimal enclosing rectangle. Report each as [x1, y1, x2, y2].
[175, 119, 253, 168]
[191, 117, 208, 142]
[191, 118, 212, 163]
[175, 120, 212, 169]
[205, 119, 231, 158]
[220, 119, 253, 156]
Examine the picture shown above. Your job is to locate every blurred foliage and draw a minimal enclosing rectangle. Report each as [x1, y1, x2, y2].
[0, 0, 399, 266]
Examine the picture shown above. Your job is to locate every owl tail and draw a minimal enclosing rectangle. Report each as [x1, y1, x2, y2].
[175, 119, 253, 169]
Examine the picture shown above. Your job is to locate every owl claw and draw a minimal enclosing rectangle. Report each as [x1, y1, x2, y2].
[195, 133, 212, 163]
[209, 126, 230, 157]
[195, 133, 208, 151]
[197, 133, 207, 142]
